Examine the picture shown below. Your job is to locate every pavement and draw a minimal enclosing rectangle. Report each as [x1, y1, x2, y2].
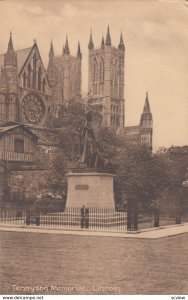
[0, 222, 188, 239]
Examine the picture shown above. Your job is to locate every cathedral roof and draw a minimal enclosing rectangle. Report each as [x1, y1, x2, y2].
[53, 54, 78, 65]
[0, 47, 32, 75]
[125, 126, 140, 135]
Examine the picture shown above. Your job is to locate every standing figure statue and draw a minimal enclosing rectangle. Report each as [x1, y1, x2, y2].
[80, 110, 104, 168]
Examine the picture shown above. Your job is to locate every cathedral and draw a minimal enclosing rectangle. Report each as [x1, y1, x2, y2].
[0, 33, 82, 125]
[87, 26, 153, 148]
[0, 27, 153, 203]
[0, 28, 152, 140]
[88, 27, 125, 128]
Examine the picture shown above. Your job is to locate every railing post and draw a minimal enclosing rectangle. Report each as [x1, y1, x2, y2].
[85, 207, 89, 229]
[81, 206, 85, 228]
[127, 209, 132, 231]
[175, 213, 181, 224]
[154, 208, 160, 227]
[134, 209, 138, 231]
[26, 211, 30, 225]
[36, 212, 40, 226]
[127, 209, 138, 231]
[36, 206, 40, 226]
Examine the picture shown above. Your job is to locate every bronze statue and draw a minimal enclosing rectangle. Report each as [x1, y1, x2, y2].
[79, 110, 109, 169]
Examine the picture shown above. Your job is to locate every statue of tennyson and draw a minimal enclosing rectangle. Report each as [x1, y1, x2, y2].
[79, 110, 111, 169]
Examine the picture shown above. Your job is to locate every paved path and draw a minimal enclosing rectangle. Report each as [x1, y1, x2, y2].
[0, 223, 188, 239]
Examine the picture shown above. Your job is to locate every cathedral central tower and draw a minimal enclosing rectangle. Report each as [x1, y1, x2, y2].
[88, 26, 125, 127]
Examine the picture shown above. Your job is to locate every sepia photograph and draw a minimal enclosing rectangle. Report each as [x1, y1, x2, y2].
[0, 0, 188, 298]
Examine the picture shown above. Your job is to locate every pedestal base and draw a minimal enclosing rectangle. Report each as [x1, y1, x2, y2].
[65, 172, 115, 209]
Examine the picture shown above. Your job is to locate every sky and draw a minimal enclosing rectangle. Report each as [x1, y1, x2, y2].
[0, 0, 187, 150]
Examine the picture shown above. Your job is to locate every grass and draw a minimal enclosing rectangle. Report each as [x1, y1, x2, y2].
[0, 231, 188, 295]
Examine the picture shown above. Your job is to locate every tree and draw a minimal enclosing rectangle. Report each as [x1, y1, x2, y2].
[41, 101, 188, 212]
[154, 146, 188, 210]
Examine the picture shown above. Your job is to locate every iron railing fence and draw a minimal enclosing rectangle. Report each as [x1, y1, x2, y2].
[138, 208, 188, 230]
[0, 207, 188, 231]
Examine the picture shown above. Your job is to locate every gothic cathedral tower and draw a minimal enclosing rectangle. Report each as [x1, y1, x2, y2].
[0, 33, 19, 122]
[88, 26, 125, 127]
[47, 37, 82, 109]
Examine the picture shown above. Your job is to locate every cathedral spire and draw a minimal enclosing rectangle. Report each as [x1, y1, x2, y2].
[101, 36, 105, 49]
[143, 91, 151, 113]
[77, 41, 82, 59]
[140, 92, 153, 126]
[88, 29, 94, 50]
[4, 32, 17, 66]
[64, 36, 70, 55]
[140, 92, 153, 149]
[49, 41, 54, 60]
[118, 31, 125, 51]
[105, 25, 111, 46]
[8, 32, 14, 51]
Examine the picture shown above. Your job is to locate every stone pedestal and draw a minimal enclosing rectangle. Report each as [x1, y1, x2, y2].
[65, 172, 115, 209]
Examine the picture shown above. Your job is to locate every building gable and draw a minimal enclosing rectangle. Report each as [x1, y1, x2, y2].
[18, 43, 50, 93]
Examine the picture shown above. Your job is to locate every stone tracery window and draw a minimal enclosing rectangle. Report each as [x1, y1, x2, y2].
[110, 58, 114, 95]
[27, 63, 31, 88]
[115, 60, 118, 95]
[23, 72, 26, 87]
[43, 79, 46, 93]
[93, 58, 98, 82]
[100, 58, 104, 94]
[93, 58, 98, 95]
[33, 54, 37, 89]
[100, 58, 104, 82]
[38, 67, 42, 91]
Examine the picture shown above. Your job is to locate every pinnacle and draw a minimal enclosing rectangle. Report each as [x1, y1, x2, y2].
[143, 92, 151, 113]
[64, 36, 70, 55]
[105, 25, 111, 46]
[49, 41, 54, 59]
[77, 41, 82, 59]
[118, 31, 125, 51]
[4, 32, 17, 66]
[101, 36, 105, 49]
[7, 32, 14, 52]
[88, 29, 94, 50]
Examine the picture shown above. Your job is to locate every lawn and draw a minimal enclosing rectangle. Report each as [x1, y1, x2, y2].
[0, 231, 188, 295]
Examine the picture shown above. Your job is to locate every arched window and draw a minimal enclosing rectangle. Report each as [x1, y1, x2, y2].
[114, 60, 119, 96]
[114, 60, 118, 85]
[93, 58, 98, 82]
[100, 58, 104, 82]
[93, 58, 98, 95]
[27, 63, 31, 88]
[33, 54, 37, 89]
[38, 67, 42, 91]
[23, 72, 26, 87]
[43, 78, 46, 93]
[110, 58, 114, 95]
